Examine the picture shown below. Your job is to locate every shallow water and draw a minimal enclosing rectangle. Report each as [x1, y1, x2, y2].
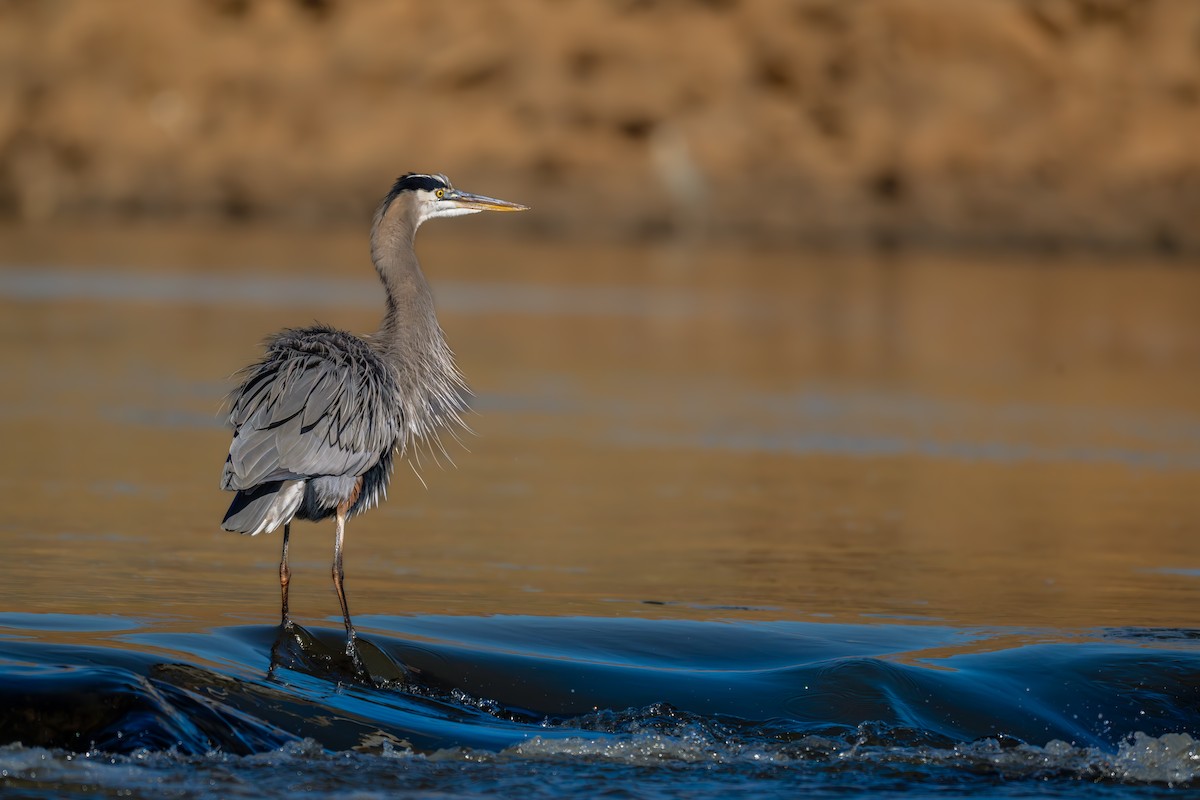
[3, 613, 1200, 798]
[1, 224, 1199, 797]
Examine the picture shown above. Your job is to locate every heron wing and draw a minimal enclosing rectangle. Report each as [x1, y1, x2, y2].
[222, 329, 400, 491]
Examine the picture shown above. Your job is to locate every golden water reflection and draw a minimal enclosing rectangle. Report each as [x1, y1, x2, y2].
[1, 225, 1198, 631]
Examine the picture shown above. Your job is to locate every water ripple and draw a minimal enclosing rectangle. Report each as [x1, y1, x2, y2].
[1, 615, 1198, 797]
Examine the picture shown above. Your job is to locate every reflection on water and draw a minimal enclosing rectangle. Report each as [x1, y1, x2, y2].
[0, 225, 1199, 795]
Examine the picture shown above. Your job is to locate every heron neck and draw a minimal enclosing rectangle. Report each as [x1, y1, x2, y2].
[366, 192, 470, 441]
[369, 209, 443, 357]
[367, 198, 468, 442]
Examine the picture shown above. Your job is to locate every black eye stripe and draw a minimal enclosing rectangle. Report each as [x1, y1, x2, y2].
[390, 173, 450, 194]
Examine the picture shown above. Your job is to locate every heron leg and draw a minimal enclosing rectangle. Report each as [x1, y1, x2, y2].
[332, 501, 359, 657]
[279, 522, 293, 629]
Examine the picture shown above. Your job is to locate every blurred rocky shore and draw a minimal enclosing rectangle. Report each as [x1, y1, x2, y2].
[1, 0, 1198, 252]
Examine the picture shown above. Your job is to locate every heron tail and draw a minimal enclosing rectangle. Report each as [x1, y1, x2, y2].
[221, 480, 305, 536]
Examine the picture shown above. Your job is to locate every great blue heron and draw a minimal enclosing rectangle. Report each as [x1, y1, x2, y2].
[219, 173, 528, 663]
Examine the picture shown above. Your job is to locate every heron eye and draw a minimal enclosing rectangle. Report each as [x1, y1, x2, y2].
[435, 188, 445, 199]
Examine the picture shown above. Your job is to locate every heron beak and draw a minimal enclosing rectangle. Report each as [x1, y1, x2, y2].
[447, 190, 529, 212]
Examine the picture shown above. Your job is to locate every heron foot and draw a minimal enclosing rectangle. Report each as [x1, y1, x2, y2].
[345, 633, 368, 676]
[267, 620, 306, 681]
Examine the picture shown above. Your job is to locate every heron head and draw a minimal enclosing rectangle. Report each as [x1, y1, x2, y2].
[386, 173, 528, 229]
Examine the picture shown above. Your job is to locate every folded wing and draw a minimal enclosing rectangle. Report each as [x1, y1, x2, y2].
[221, 328, 401, 492]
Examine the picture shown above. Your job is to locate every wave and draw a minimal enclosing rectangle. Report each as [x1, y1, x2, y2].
[1, 615, 1198, 796]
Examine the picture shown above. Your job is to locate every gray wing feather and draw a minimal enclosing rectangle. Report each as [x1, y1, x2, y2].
[222, 328, 401, 491]
[265, 363, 326, 426]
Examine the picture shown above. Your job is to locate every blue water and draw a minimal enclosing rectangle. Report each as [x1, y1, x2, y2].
[2, 613, 1198, 798]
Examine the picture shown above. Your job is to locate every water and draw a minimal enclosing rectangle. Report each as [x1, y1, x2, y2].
[2, 614, 1200, 798]
[1, 224, 1199, 797]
